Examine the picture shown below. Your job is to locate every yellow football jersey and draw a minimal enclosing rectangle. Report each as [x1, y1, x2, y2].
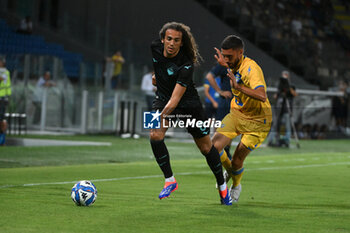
[230, 56, 272, 121]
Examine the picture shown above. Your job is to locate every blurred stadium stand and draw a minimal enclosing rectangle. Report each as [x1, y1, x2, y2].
[1, 0, 327, 87]
[0, 18, 82, 77]
[196, 0, 350, 90]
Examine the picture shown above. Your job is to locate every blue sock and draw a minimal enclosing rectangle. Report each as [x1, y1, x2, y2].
[224, 146, 232, 160]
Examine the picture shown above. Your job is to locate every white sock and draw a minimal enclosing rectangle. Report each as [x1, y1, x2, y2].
[219, 183, 227, 192]
[165, 176, 175, 183]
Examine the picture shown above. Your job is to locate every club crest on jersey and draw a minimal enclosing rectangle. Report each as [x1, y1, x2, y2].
[234, 72, 243, 84]
[167, 67, 175, 76]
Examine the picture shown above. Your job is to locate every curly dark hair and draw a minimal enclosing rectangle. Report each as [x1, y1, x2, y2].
[159, 22, 202, 64]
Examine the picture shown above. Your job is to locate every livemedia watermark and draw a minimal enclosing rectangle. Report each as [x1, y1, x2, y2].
[143, 110, 222, 129]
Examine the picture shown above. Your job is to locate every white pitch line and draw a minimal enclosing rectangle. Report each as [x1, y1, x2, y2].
[1, 161, 350, 189]
[249, 161, 262, 164]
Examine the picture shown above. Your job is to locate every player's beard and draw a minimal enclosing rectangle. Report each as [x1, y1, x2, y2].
[232, 58, 239, 69]
[229, 58, 240, 69]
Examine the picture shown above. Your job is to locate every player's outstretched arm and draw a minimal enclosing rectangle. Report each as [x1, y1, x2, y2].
[204, 85, 218, 109]
[227, 69, 267, 102]
[206, 72, 231, 99]
[161, 83, 186, 118]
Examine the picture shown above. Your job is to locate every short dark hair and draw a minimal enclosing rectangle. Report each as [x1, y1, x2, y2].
[221, 35, 244, 50]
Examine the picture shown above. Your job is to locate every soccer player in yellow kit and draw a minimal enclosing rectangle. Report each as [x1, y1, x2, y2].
[212, 35, 272, 202]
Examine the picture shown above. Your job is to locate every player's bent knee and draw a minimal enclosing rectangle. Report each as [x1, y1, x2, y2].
[213, 141, 225, 154]
[212, 133, 230, 152]
[199, 144, 211, 156]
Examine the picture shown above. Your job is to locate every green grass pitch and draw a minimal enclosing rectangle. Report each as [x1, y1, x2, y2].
[0, 135, 350, 233]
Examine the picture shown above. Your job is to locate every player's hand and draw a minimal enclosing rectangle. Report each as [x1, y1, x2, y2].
[213, 101, 219, 109]
[214, 47, 229, 68]
[219, 90, 232, 99]
[152, 74, 157, 86]
[227, 68, 240, 90]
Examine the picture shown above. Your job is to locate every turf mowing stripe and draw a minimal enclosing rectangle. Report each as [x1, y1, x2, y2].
[1, 161, 350, 189]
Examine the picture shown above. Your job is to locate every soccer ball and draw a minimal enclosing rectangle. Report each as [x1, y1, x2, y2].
[71, 180, 97, 206]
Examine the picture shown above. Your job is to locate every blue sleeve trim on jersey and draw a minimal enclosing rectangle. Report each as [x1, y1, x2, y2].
[254, 85, 264, 90]
[176, 81, 187, 87]
[219, 150, 224, 156]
